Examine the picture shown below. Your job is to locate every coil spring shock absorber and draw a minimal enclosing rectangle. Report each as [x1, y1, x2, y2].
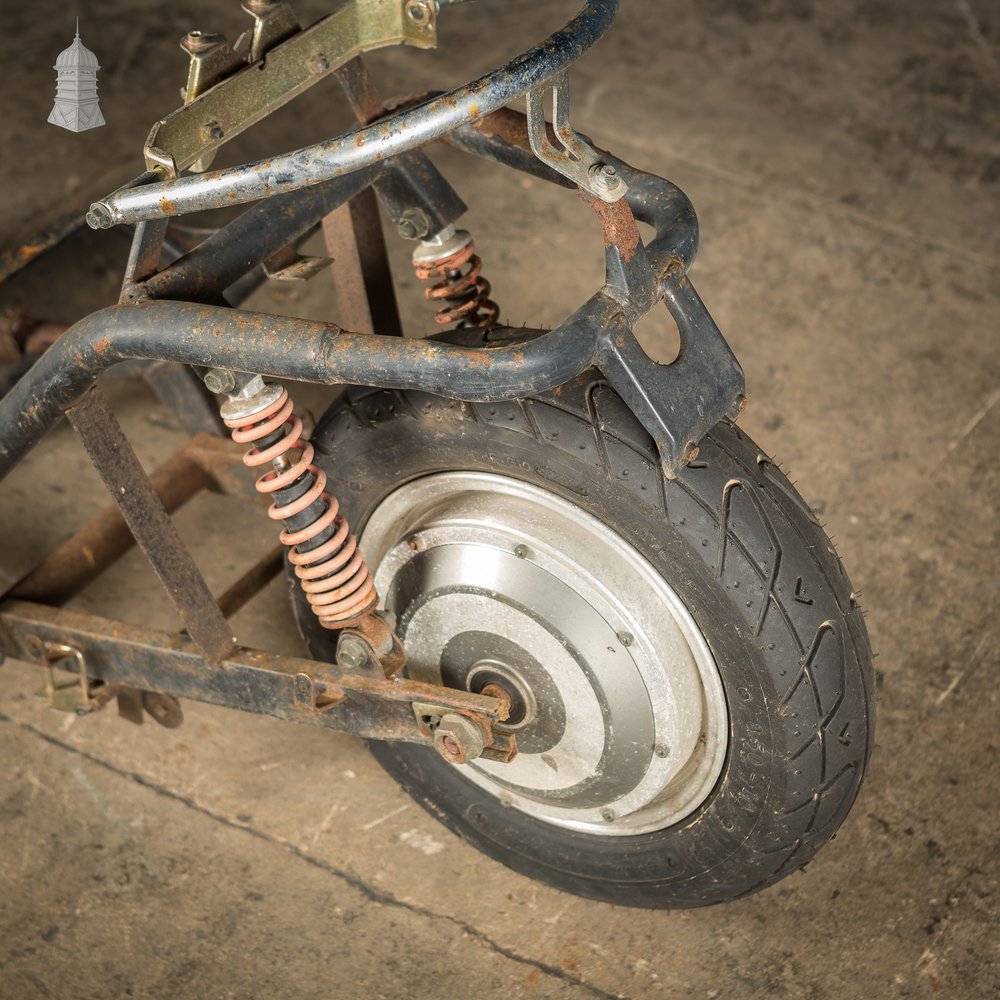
[412, 227, 499, 328]
[219, 376, 377, 629]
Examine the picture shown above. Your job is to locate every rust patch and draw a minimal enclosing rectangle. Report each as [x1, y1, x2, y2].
[585, 195, 641, 263]
[159, 197, 177, 214]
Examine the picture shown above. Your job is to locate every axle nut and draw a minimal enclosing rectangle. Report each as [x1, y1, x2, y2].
[434, 714, 485, 765]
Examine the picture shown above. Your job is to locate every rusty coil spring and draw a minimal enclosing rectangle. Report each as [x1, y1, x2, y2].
[223, 387, 377, 628]
[413, 240, 499, 328]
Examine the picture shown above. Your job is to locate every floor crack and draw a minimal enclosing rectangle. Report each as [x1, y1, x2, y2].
[1, 712, 631, 1000]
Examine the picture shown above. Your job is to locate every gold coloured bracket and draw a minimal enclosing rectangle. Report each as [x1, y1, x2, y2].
[145, 0, 438, 177]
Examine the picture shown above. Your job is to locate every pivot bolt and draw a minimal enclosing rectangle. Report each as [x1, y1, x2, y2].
[337, 635, 370, 672]
[434, 714, 485, 765]
[397, 208, 431, 240]
[203, 368, 236, 394]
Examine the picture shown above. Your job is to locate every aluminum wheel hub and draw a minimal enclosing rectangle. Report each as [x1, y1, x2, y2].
[361, 472, 728, 836]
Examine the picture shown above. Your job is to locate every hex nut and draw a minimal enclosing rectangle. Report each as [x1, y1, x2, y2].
[397, 208, 431, 240]
[203, 368, 236, 394]
[434, 714, 486, 765]
[337, 635, 370, 672]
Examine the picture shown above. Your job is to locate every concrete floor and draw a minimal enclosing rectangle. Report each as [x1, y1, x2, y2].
[1, 1, 998, 997]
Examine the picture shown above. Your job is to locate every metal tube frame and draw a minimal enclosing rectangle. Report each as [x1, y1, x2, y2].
[0, 1, 745, 753]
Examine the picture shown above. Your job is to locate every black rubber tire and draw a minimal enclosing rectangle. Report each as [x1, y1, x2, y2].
[290, 330, 875, 909]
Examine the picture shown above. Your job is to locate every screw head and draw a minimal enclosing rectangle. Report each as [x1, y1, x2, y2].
[617, 630, 634, 648]
[601, 807, 616, 822]
[654, 743, 670, 759]
[203, 368, 236, 394]
[514, 544, 529, 559]
[310, 53, 330, 73]
[202, 121, 225, 142]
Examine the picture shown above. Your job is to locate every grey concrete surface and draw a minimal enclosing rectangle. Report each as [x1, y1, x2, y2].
[0, 1, 998, 998]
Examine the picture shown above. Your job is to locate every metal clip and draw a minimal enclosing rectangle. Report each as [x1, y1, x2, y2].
[525, 72, 627, 203]
[40, 642, 91, 714]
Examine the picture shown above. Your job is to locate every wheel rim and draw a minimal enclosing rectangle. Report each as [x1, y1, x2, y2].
[361, 472, 728, 836]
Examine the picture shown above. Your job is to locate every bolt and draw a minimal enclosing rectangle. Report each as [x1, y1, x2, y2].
[337, 635, 370, 672]
[310, 53, 330, 73]
[589, 162, 622, 193]
[617, 630, 634, 648]
[203, 368, 236, 394]
[514, 544, 528, 559]
[433, 714, 486, 765]
[404, 0, 432, 25]
[406, 534, 423, 551]
[202, 121, 225, 142]
[601, 807, 616, 822]
[397, 208, 431, 240]
[654, 743, 670, 759]
[85, 203, 113, 230]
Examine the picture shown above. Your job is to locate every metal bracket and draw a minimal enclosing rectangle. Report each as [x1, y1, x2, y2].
[144, 0, 437, 177]
[525, 72, 627, 203]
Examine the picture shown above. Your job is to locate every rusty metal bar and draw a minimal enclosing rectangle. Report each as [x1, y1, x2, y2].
[0, 599, 512, 755]
[9, 445, 212, 606]
[216, 546, 285, 620]
[64, 388, 236, 663]
[322, 193, 401, 337]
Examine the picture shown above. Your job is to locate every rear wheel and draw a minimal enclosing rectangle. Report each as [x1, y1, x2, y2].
[291, 331, 874, 908]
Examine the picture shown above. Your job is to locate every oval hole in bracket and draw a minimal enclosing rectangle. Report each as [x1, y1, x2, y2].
[631, 298, 680, 365]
